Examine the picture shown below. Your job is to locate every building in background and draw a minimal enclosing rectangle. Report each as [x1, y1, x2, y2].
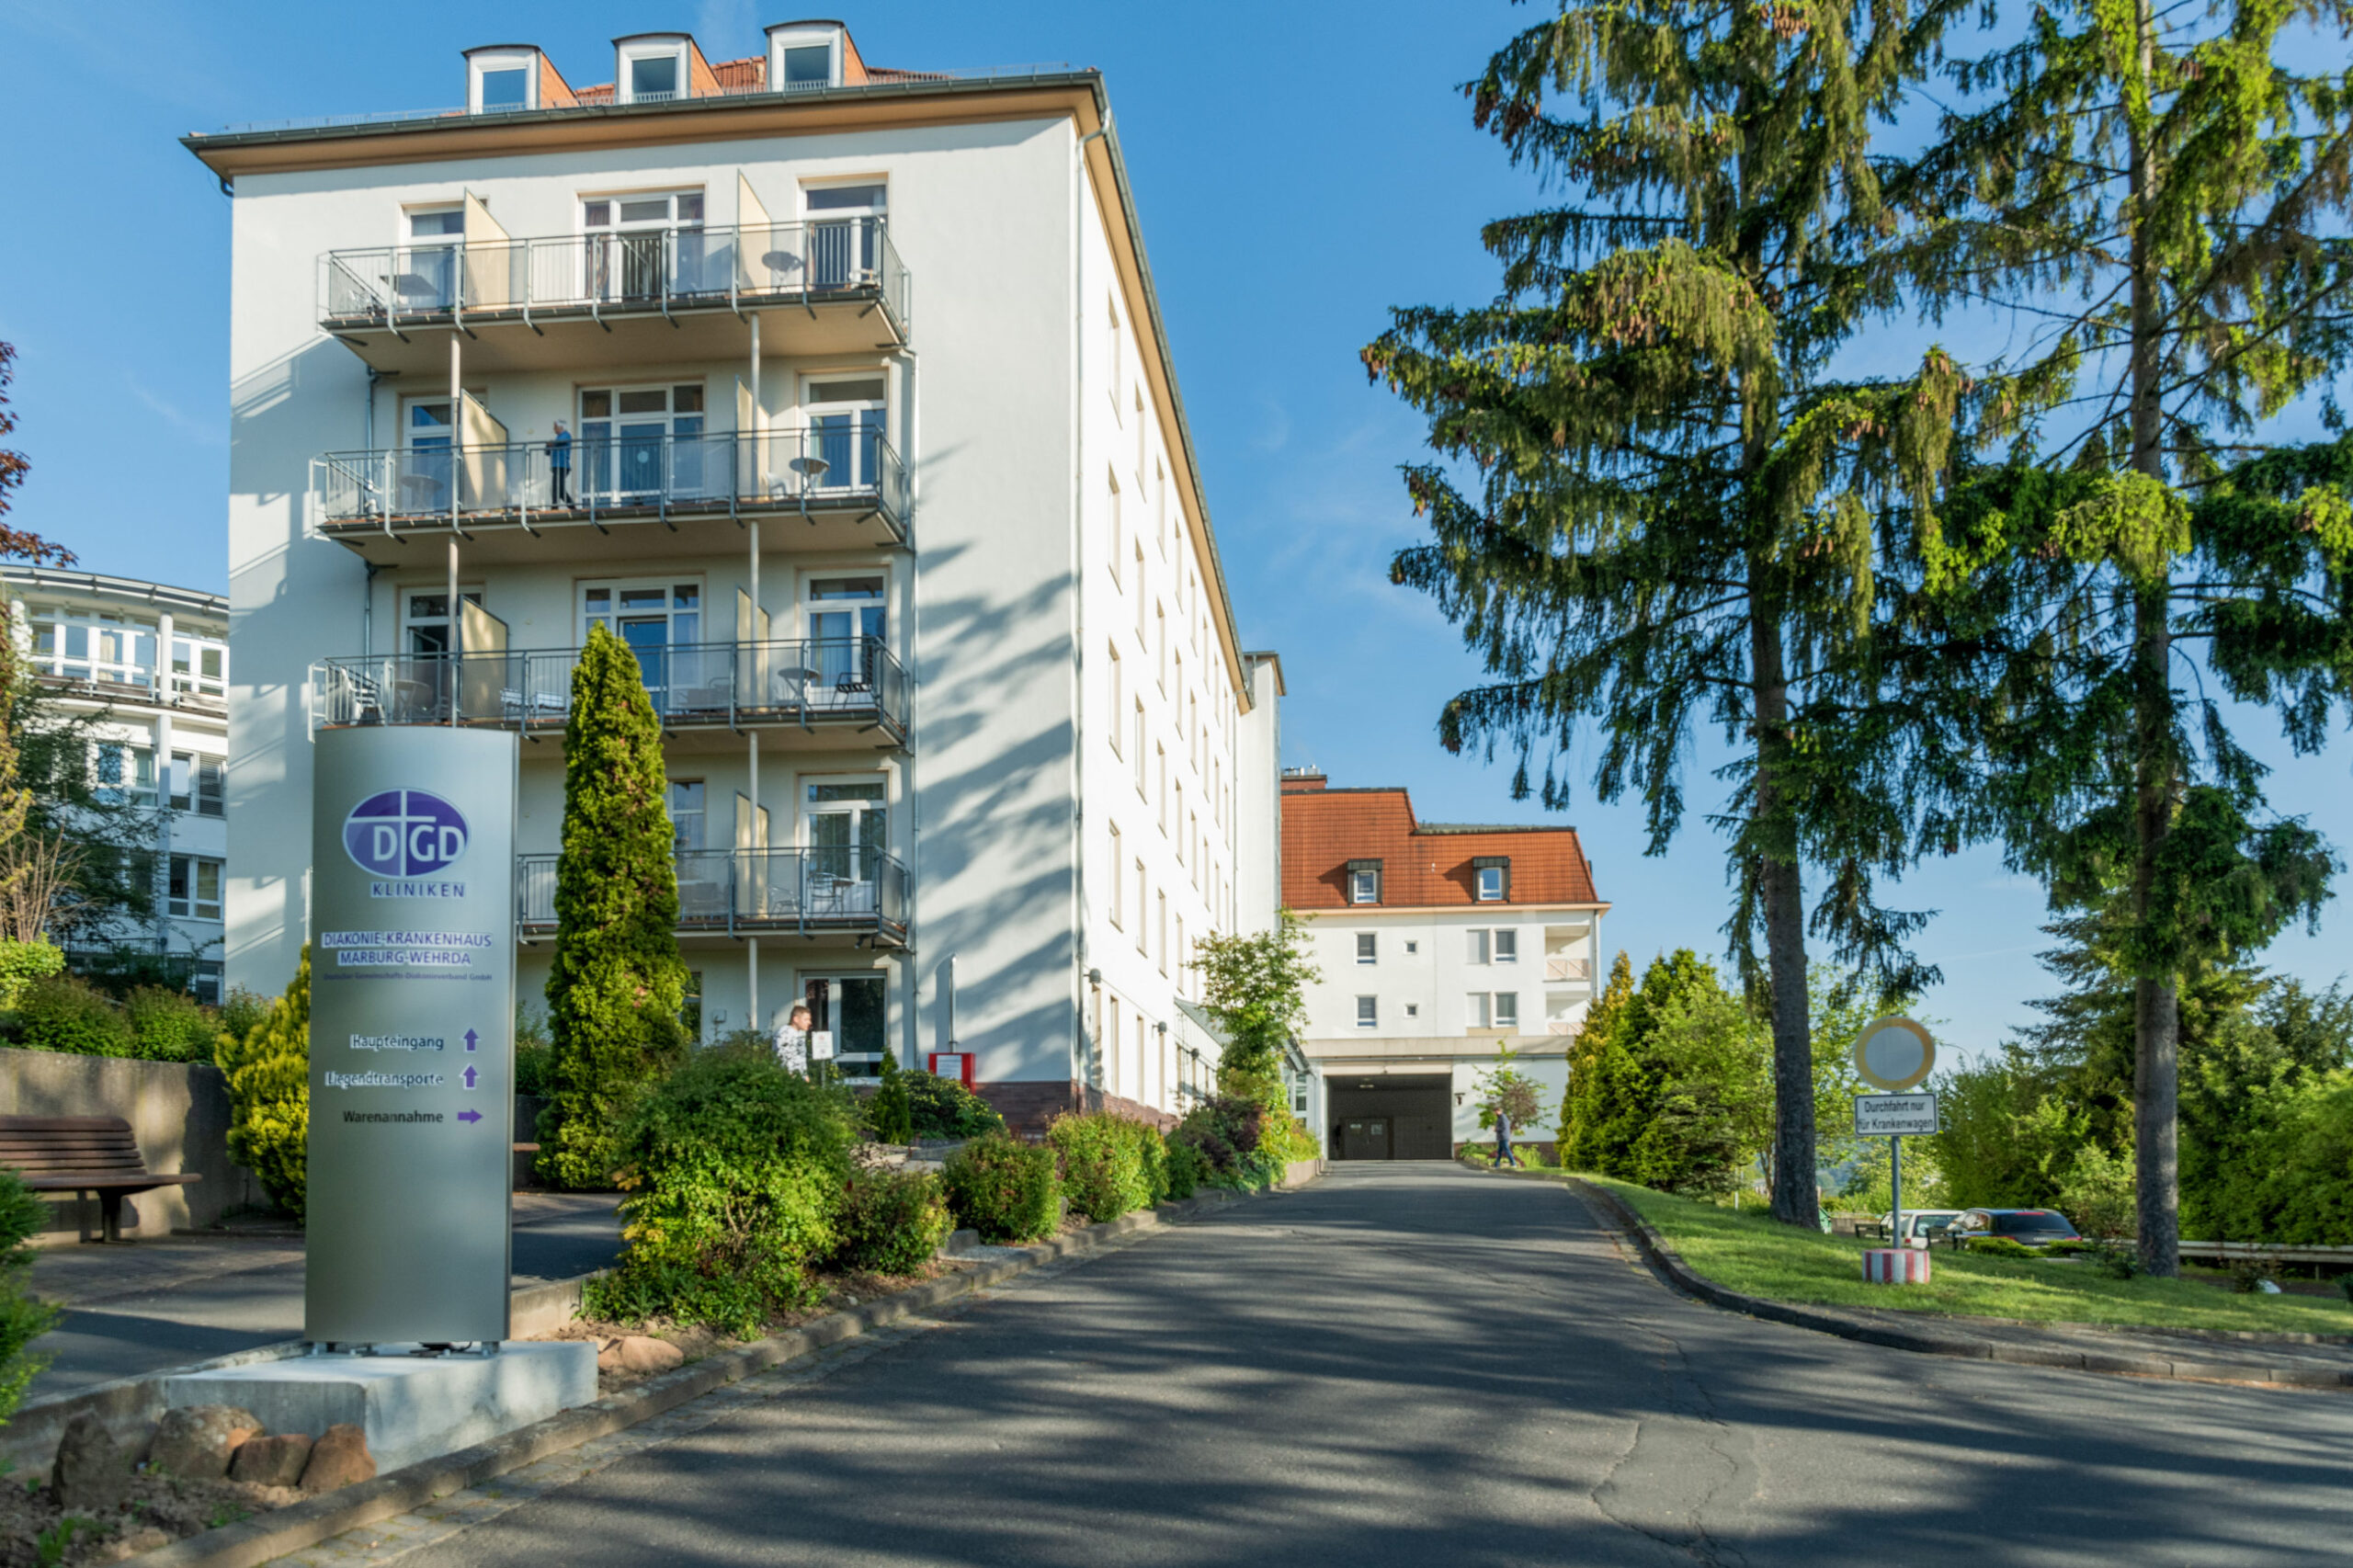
[1281, 769, 1608, 1160]
[187, 20, 1279, 1130]
[3, 569, 231, 1000]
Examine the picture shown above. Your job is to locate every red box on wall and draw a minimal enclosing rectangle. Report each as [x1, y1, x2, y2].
[928, 1051, 975, 1088]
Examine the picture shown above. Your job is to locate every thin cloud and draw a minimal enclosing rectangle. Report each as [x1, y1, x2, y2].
[127, 376, 223, 447]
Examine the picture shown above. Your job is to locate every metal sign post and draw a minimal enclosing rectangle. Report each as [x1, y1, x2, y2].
[308, 727, 518, 1346]
[1853, 1017, 1938, 1255]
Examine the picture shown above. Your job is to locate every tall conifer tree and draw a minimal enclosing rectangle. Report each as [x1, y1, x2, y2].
[1368, 0, 1970, 1224]
[1904, 0, 2353, 1272]
[542, 625, 689, 1188]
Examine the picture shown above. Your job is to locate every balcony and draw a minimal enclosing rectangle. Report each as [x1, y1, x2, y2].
[516, 847, 909, 945]
[313, 637, 907, 751]
[311, 426, 907, 563]
[317, 221, 908, 374]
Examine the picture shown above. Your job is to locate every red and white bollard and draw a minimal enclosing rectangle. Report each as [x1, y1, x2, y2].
[1861, 1247, 1931, 1284]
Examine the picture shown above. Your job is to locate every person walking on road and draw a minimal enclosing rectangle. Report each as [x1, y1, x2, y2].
[1494, 1109, 1515, 1169]
[547, 420, 574, 506]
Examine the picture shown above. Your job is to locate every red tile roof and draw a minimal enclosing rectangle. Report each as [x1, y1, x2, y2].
[1280, 782, 1604, 911]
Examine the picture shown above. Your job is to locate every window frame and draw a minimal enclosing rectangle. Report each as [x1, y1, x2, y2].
[1355, 994, 1380, 1030]
[1355, 932, 1378, 966]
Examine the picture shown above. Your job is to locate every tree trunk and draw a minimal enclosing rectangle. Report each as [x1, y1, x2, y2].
[2126, 0, 2180, 1278]
[1752, 606, 1816, 1228]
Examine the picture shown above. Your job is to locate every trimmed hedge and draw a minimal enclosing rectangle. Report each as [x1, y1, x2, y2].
[586, 1045, 857, 1336]
[1047, 1111, 1167, 1222]
[943, 1134, 1061, 1243]
[832, 1165, 952, 1275]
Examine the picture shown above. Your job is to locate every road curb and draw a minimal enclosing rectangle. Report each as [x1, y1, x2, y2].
[128, 1180, 1294, 1568]
[1560, 1176, 2353, 1392]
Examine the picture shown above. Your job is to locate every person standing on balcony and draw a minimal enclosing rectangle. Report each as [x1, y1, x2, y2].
[547, 420, 573, 506]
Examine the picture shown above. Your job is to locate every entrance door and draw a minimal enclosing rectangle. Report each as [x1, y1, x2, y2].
[802, 183, 885, 289]
[804, 779, 885, 913]
[800, 374, 886, 494]
[804, 574, 885, 698]
[803, 973, 886, 1079]
[1341, 1119, 1392, 1162]
[582, 581, 704, 716]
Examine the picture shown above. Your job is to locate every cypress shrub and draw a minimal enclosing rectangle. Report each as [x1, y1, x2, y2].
[831, 1166, 952, 1274]
[541, 624, 690, 1189]
[586, 1045, 856, 1335]
[943, 1134, 1061, 1242]
[868, 1053, 915, 1143]
[0, 1171, 57, 1425]
[217, 947, 311, 1218]
[904, 1070, 1005, 1139]
[12, 974, 133, 1057]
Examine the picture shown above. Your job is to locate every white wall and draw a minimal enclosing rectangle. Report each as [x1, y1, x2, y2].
[1301, 908, 1602, 1041]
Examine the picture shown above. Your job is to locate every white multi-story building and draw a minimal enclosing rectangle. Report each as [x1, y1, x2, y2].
[1281, 770, 1608, 1160]
[3, 569, 232, 999]
[187, 21, 1279, 1131]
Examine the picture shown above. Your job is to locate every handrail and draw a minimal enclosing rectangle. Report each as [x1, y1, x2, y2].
[311, 425, 907, 533]
[318, 219, 908, 334]
[313, 635, 908, 736]
[515, 846, 909, 937]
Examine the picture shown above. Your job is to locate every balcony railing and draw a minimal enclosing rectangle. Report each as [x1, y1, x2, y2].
[319, 220, 908, 335]
[313, 426, 907, 538]
[313, 636, 907, 741]
[516, 846, 909, 941]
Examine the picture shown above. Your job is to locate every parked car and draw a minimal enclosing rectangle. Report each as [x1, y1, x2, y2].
[1946, 1209, 2083, 1248]
[1882, 1210, 1964, 1249]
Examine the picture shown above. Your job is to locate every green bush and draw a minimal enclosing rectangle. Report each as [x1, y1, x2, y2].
[514, 1001, 553, 1097]
[868, 1054, 915, 1144]
[1047, 1112, 1163, 1222]
[831, 1165, 952, 1275]
[1965, 1235, 2036, 1258]
[1173, 1095, 1284, 1189]
[217, 986, 270, 1049]
[1163, 1139, 1205, 1202]
[215, 949, 311, 1219]
[585, 1044, 857, 1336]
[0, 1170, 57, 1426]
[943, 1134, 1061, 1243]
[124, 986, 218, 1063]
[904, 1070, 1005, 1139]
[0, 939, 63, 1010]
[12, 973, 134, 1056]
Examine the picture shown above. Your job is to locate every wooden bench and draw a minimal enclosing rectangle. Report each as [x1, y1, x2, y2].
[0, 1116, 199, 1243]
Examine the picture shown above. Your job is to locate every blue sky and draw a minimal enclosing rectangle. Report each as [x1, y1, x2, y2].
[2, 0, 2347, 1055]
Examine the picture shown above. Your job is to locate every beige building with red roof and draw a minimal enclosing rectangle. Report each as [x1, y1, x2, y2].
[1281, 770, 1608, 1161]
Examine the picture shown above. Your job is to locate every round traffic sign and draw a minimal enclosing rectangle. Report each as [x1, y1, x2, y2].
[1854, 1016, 1936, 1091]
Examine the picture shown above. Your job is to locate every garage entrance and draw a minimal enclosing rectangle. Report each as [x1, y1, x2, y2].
[1327, 1073, 1453, 1161]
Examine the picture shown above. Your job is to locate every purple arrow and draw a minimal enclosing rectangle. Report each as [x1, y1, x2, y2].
[463, 1029, 479, 1051]
[456, 1109, 483, 1124]
[461, 1066, 479, 1089]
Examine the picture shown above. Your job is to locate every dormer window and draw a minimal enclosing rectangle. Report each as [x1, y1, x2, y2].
[1473, 856, 1510, 903]
[614, 34, 698, 104]
[1347, 859, 1382, 905]
[631, 54, 678, 99]
[767, 22, 847, 92]
[465, 47, 545, 114]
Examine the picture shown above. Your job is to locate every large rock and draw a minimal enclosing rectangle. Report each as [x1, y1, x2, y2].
[51, 1413, 127, 1511]
[149, 1404, 262, 1480]
[598, 1336, 685, 1376]
[229, 1431, 313, 1488]
[299, 1423, 375, 1494]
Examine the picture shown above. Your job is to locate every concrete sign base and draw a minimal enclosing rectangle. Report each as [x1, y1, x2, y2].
[163, 1342, 595, 1473]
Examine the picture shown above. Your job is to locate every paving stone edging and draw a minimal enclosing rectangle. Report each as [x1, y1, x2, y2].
[130, 1182, 1294, 1568]
[1563, 1175, 2353, 1391]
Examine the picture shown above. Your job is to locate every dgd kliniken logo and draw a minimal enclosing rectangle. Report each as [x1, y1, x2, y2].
[344, 789, 471, 894]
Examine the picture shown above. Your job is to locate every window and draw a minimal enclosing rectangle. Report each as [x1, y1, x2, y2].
[801, 973, 887, 1078]
[1356, 933, 1377, 965]
[1495, 993, 1519, 1029]
[1175, 783, 1186, 861]
[1356, 995, 1379, 1029]
[1135, 388, 1147, 478]
[1108, 473, 1124, 584]
[803, 778, 888, 885]
[1495, 929, 1518, 964]
[1156, 747, 1168, 834]
[480, 68, 528, 109]
[168, 856, 222, 920]
[803, 183, 888, 287]
[629, 52, 679, 100]
[799, 373, 889, 493]
[1467, 994, 1491, 1029]
[1134, 864, 1148, 953]
[1176, 914, 1188, 997]
[1474, 856, 1510, 903]
[1348, 861, 1381, 904]
[1404, 940, 1418, 955]
[576, 383, 707, 501]
[1108, 647, 1123, 755]
[1157, 894, 1168, 975]
[1468, 930, 1491, 965]
[1108, 296, 1123, 411]
[1155, 604, 1167, 689]
[780, 43, 833, 88]
[1135, 547, 1148, 642]
[468, 48, 539, 114]
[1133, 703, 1147, 795]
[1109, 826, 1124, 927]
[804, 574, 886, 691]
[169, 753, 224, 817]
[401, 587, 483, 656]
[97, 743, 154, 806]
[668, 779, 705, 852]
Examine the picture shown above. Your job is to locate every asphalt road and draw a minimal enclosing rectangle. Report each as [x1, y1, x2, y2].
[395, 1165, 2353, 1567]
[25, 1193, 623, 1399]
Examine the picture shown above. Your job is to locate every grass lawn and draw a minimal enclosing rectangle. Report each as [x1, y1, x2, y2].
[1580, 1174, 2353, 1335]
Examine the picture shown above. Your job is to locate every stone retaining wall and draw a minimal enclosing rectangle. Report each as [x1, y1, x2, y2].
[0, 1047, 265, 1236]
